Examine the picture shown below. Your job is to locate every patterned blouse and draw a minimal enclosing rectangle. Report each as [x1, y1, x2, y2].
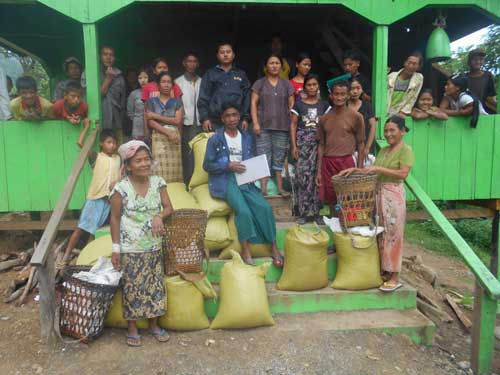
[112, 175, 166, 253]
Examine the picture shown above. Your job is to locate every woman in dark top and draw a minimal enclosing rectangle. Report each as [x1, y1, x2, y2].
[145, 71, 184, 183]
[290, 74, 330, 224]
[348, 77, 377, 156]
[251, 53, 295, 196]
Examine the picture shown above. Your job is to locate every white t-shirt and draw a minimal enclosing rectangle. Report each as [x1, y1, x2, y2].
[224, 131, 243, 162]
[447, 92, 488, 115]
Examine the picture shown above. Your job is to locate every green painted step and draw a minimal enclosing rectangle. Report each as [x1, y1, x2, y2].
[203, 284, 416, 319]
[206, 255, 337, 284]
[269, 310, 435, 346]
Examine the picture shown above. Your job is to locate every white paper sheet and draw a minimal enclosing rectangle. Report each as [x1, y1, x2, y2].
[235, 154, 270, 186]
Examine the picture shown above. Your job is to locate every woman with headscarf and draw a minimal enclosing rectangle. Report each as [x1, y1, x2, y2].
[110, 140, 173, 347]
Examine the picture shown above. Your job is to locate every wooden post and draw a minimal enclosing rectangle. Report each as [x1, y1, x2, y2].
[471, 282, 497, 375]
[490, 211, 499, 277]
[82, 23, 102, 126]
[372, 25, 388, 140]
[37, 249, 58, 347]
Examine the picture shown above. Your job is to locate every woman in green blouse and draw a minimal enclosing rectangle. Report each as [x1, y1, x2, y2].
[339, 115, 415, 292]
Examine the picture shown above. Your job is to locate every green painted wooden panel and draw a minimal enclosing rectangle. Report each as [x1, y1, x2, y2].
[426, 120, 446, 199]
[459, 118, 477, 199]
[3, 122, 31, 211]
[0, 123, 8, 211]
[491, 116, 500, 198]
[27, 123, 50, 210]
[474, 115, 495, 199]
[411, 119, 429, 194]
[0, 120, 91, 212]
[35, 0, 500, 25]
[441, 119, 462, 200]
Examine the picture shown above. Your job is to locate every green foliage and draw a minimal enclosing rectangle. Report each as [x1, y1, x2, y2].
[405, 218, 491, 266]
[0, 47, 50, 99]
[440, 24, 500, 78]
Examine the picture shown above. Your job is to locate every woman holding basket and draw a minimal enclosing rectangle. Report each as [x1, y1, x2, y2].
[339, 115, 415, 292]
[110, 140, 173, 346]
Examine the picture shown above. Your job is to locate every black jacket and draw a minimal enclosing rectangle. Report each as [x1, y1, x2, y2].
[197, 65, 251, 122]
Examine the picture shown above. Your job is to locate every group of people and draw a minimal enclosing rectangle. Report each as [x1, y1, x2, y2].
[1, 38, 496, 344]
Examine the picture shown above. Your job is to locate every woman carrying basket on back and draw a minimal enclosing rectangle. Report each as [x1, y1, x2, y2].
[339, 115, 415, 292]
[110, 140, 174, 347]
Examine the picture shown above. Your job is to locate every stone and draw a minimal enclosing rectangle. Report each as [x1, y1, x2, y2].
[457, 361, 470, 370]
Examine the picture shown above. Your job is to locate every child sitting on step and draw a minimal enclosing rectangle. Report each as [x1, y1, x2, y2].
[60, 128, 121, 266]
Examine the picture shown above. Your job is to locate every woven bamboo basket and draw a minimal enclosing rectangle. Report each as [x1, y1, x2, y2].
[58, 266, 118, 342]
[163, 209, 208, 276]
[331, 172, 378, 229]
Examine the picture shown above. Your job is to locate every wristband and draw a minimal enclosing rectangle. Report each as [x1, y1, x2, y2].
[112, 243, 121, 254]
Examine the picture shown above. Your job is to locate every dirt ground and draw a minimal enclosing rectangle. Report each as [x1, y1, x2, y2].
[0, 229, 499, 375]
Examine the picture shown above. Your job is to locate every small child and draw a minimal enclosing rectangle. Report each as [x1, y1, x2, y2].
[127, 68, 149, 139]
[52, 81, 89, 126]
[53, 57, 83, 101]
[61, 128, 121, 265]
[343, 50, 371, 102]
[10, 76, 53, 120]
[439, 74, 488, 128]
[411, 89, 448, 121]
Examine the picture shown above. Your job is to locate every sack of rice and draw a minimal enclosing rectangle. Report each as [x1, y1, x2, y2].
[189, 132, 214, 190]
[277, 225, 329, 291]
[167, 182, 200, 210]
[205, 216, 232, 251]
[191, 184, 231, 217]
[331, 232, 383, 290]
[210, 250, 274, 329]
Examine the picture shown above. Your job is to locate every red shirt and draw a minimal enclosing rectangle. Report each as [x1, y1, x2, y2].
[52, 99, 88, 119]
[141, 82, 183, 101]
[290, 79, 304, 99]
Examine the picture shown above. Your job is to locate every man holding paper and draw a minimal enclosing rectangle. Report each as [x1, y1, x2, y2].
[203, 103, 284, 267]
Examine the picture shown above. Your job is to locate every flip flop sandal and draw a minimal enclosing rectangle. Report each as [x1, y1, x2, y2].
[271, 254, 284, 268]
[126, 334, 142, 347]
[379, 281, 402, 292]
[149, 328, 170, 342]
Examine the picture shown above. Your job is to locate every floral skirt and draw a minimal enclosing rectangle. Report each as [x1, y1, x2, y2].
[296, 130, 319, 217]
[152, 129, 183, 183]
[378, 183, 406, 273]
[121, 250, 165, 320]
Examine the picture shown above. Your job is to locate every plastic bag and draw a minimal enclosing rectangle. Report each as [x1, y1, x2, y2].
[191, 184, 231, 217]
[277, 225, 329, 291]
[331, 232, 383, 290]
[72, 256, 122, 286]
[210, 250, 274, 329]
[218, 214, 272, 259]
[205, 216, 232, 251]
[189, 132, 214, 190]
[167, 182, 200, 210]
[158, 276, 210, 331]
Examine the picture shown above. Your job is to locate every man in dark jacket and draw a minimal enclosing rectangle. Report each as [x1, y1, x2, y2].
[197, 42, 251, 132]
[203, 103, 284, 267]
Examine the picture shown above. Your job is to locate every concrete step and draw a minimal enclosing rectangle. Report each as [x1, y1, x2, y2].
[204, 283, 417, 318]
[268, 309, 435, 346]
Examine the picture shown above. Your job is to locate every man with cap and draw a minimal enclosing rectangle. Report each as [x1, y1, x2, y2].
[466, 48, 497, 114]
[53, 57, 83, 101]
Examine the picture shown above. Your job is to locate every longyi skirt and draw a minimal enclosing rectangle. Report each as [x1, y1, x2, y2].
[120, 250, 165, 320]
[152, 129, 183, 183]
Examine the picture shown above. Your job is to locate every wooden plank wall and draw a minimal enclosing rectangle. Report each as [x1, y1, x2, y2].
[0, 120, 92, 212]
[405, 114, 500, 201]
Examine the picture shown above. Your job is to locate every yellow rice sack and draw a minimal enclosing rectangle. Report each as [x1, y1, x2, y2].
[158, 276, 210, 331]
[167, 182, 200, 210]
[331, 232, 383, 290]
[210, 250, 274, 329]
[205, 216, 232, 251]
[104, 289, 149, 329]
[189, 132, 214, 190]
[76, 235, 111, 266]
[277, 225, 329, 291]
[218, 214, 272, 258]
[191, 184, 231, 217]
